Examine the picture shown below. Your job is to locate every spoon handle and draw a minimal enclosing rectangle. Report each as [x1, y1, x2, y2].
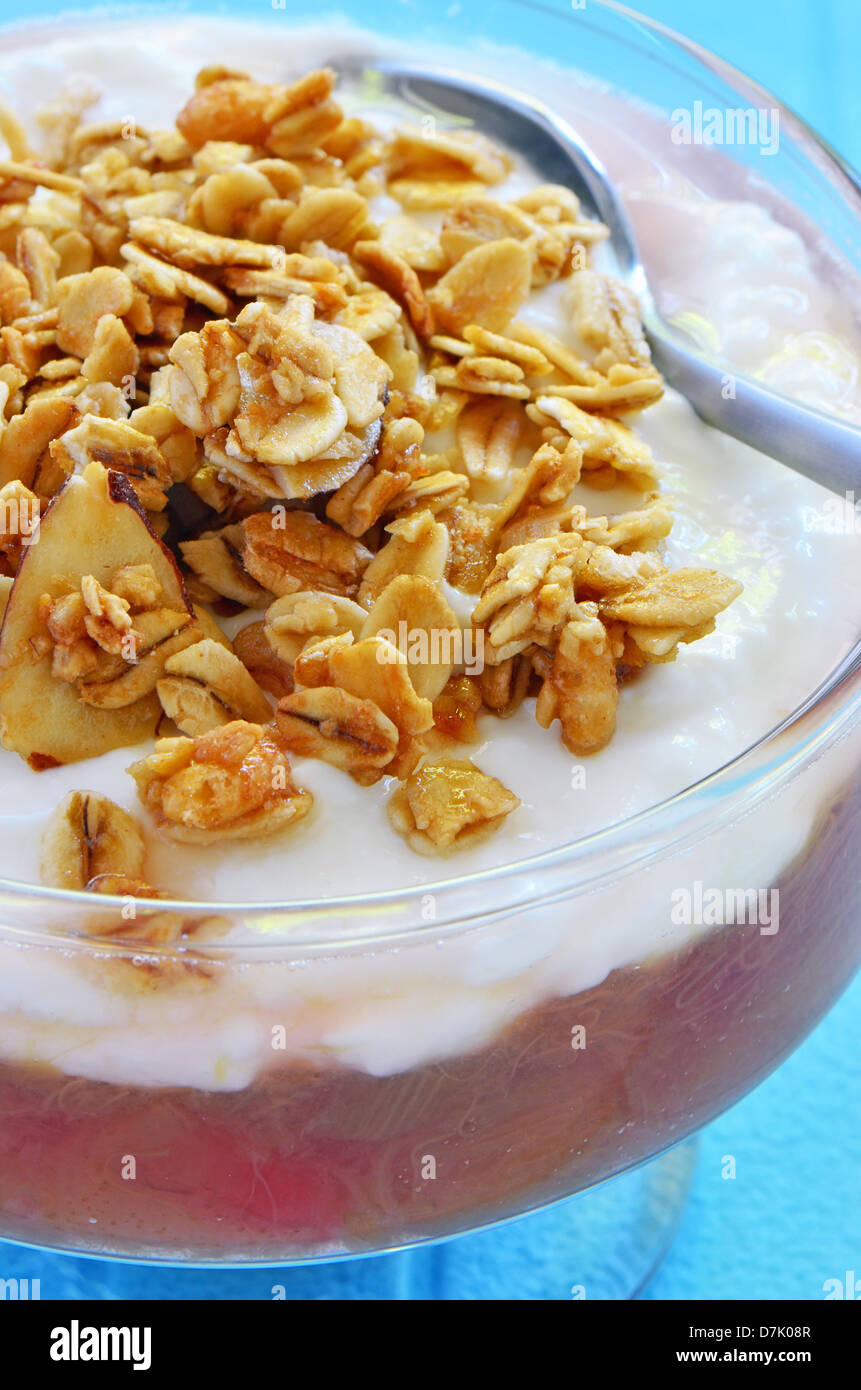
[646, 321, 861, 497]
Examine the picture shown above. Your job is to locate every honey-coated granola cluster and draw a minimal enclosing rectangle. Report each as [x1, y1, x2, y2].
[0, 65, 741, 912]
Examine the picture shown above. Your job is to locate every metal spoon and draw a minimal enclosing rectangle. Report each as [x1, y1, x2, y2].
[338, 59, 861, 497]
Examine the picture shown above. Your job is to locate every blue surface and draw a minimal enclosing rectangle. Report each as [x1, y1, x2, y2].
[638, 0, 861, 171]
[0, 0, 858, 1300]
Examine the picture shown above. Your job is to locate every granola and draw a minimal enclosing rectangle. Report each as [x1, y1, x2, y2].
[388, 757, 520, 853]
[232, 618, 294, 697]
[156, 637, 272, 735]
[0, 63, 742, 868]
[40, 790, 146, 890]
[128, 719, 312, 843]
[276, 684, 399, 779]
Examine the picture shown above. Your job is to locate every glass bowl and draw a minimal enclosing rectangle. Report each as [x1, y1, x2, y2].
[1, 0, 860, 1264]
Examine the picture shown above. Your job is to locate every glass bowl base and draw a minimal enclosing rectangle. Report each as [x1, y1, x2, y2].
[0, 1140, 698, 1301]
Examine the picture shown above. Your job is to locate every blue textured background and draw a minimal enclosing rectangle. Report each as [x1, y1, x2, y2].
[0, 0, 858, 1300]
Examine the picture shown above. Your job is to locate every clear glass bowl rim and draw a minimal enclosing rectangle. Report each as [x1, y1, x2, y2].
[1, 0, 860, 951]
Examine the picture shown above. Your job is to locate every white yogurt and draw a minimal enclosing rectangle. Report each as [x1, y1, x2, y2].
[0, 19, 859, 1088]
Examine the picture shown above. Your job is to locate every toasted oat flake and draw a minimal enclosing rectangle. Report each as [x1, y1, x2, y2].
[276, 684, 399, 778]
[599, 568, 744, 629]
[156, 637, 272, 735]
[264, 590, 367, 664]
[40, 789, 146, 890]
[427, 238, 532, 335]
[388, 757, 520, 852]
